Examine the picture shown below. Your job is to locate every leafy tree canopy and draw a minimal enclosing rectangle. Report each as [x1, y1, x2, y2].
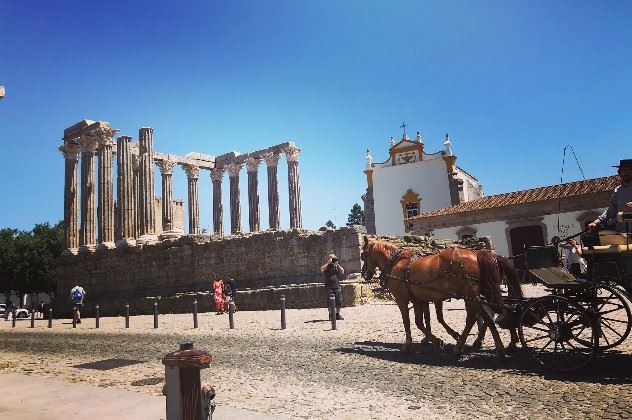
[0, 221, 63, 293]
[346, 203, 365, 226]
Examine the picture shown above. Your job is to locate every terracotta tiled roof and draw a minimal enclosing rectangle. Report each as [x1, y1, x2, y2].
[410, 176, 619, 219]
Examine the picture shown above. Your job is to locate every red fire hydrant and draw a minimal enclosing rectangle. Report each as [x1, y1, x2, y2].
[163, 341, 212, 420]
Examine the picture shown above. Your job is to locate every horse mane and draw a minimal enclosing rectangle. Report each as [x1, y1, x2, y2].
[370, 240, 400, 259]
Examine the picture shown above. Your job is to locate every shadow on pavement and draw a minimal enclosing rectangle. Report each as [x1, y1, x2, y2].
[336, 340, 632, 385]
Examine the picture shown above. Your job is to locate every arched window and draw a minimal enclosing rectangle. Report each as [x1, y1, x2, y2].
[400, 189, 421, 219]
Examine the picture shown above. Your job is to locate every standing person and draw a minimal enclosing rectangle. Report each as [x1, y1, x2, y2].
[321, 253, 345, 320]
[561, 239, 585, 277]
[224, 277, 237, 312]
[70, 285, 86, 323]
[212, 277, 225, 314]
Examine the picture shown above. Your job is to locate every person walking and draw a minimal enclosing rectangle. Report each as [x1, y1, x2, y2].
[212, 277, 225, 314]
[321, 253, 345, 320]
[70, 285, 86, 323]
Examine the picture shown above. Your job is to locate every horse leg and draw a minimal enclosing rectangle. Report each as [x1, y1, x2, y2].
[471, 317, 486, 350]
[413, 301, 436, 345]
[472, 303, 506, 360]
[397, 301, 414, 354]
[434, 301, 460, 342]
[507, 328, 519, 353]
[455, 301, 478, 355]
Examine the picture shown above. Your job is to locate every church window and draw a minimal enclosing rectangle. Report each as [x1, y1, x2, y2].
[400, 189, 421, 232]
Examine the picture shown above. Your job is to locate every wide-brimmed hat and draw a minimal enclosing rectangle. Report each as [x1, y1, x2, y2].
[613, 159, 632, 168]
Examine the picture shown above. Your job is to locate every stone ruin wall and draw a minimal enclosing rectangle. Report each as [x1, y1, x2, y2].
[55, 226, 367, 316]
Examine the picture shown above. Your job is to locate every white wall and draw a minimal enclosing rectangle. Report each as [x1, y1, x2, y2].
[373, 158, 452, 235]
[431, 208, 606, 257]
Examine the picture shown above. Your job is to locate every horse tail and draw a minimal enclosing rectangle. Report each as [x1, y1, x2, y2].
[496, 256, 523, 299]
[476, 250, 503, 307]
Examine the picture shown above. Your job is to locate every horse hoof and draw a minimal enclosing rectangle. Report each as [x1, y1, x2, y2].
[506, 344, 517, 355]
[471, 340, 482, 350]
[420, 337, 432, 346]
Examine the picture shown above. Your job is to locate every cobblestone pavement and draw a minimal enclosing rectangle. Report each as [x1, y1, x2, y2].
[1, 286, 631, 419]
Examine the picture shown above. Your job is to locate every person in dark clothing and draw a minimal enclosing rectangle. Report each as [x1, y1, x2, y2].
[321, 254, 345, 320]
[224, 277, 237, 312]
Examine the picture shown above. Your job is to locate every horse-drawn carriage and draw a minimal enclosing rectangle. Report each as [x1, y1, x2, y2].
[361, 212, 632, 373]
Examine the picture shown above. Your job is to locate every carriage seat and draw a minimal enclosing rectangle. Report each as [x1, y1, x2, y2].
[524, 246, 580, 287]
[582, 244, 632, 254]
[598, 230, 630, 246]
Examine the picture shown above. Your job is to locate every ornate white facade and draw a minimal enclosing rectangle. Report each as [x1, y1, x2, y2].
[363, 130, 483, 235]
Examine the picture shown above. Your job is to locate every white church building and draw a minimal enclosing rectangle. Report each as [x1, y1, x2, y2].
[362, 125, 615, 264]
[362, 130, 483, 236]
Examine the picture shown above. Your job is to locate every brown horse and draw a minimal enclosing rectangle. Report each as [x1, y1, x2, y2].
[362, 236, 509, 359]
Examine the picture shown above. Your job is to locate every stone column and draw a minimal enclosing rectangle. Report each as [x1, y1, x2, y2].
[156, 159, 180, 238]
[246, 157, 261, 232]
[78, 134, 98, 252]
[182, 164, 200, 235]
[131, 145, 140, 238]
[137, 127, 158, 243]
[263, 152, 280, 230]
[285, 146, 303, 229]
[59, 142, 80, 254]
[211, 167, 224, 237]
[116, 136, 137, 246]
[96, 128, 117, 249]
[227, 163, 243, 234]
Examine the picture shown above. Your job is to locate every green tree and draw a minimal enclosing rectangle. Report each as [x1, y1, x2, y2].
[0, 221, 63, 293]
[346, 203, 365, 226]
[324, 220, 336, 229]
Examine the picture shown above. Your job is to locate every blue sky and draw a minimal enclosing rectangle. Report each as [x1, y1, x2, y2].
[1, 0, 631, 232]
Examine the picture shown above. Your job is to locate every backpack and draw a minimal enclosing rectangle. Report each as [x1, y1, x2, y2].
[72, 289, 83, 301]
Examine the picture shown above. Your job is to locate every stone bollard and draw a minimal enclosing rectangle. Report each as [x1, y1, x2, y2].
[280, 295, 286, 330]
[72, 306, 77, 328]
[125, 303, 130, 328]
[228, 299, 235, 329]
[162, 341, 212, 420]
[30, 309, 35, 328]
[154, 302, 159, 329]
[193, 300, 198, 329]
[11, 309, 16, 328]
[48, 307, 52, 328]
[329, 293, 337, 330]
[95, 305, 100, 329]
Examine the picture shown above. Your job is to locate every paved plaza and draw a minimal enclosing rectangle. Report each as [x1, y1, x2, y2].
[1, 289, 631, 419]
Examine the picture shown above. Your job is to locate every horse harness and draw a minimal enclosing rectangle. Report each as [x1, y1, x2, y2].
[379, 247, 504, 310]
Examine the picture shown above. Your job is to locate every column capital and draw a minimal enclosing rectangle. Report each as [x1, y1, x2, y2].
[94, 127, 119, 147]
[58, 142, 81, 160]
[78, 133, 99, 153]
[182, 164, 200, 180]
[284, 146, 301, 162]
[227, 162, 243, 178]
[156, 159, 177, 175]
[211, 166, 225, 182]
[262, 151, 280, 167]
[246, 157, 261, 172]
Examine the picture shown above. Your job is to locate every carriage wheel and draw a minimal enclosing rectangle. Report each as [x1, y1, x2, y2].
[569, 284, 632, 350]
[519, 295, 597, 372]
